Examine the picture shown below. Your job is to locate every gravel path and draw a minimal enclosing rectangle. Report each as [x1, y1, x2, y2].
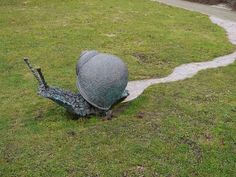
[153, 0, 236, 22]
[124, 14, 236, 102]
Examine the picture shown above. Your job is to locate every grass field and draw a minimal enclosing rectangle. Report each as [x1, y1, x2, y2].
[0, 0, 235, 176]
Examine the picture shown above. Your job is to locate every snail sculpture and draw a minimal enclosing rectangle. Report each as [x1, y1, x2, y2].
[24, 51, 129, 117]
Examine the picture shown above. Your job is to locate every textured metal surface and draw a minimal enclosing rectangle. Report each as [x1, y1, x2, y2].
[24, 58, 102, 117]
[77, 51, 128, 110]
[76, 50, 99, 76]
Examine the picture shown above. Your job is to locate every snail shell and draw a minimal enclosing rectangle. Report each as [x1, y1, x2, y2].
[76, 51, 128, 110]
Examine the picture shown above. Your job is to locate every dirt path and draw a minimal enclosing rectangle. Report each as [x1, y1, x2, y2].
[124, 15, 236, 102]
[153, 0, 236, 22]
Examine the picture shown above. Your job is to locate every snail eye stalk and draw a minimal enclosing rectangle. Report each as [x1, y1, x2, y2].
[36, 68, 48, 88]
[23, 58, 47, 88]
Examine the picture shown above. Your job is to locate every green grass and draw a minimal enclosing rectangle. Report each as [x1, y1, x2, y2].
[1, 63, 236, 177]
[0, 0, 235, 81]
[0, 0, 236, 176]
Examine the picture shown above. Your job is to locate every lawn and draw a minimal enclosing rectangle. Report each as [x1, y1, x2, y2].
[0, 0, 235, 176]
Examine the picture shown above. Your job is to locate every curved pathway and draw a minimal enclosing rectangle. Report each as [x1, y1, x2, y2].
[124, 3, 236, 102]
[153, 0, 236, 22]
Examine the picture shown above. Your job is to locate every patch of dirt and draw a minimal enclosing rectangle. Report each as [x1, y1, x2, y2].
[132, 52, 158, 64]
[2, 142, 21, 163]
[112, 102, 130, 117]
[102, 110, 113, 120]
[180, 137, 203, 163]
[123, 165, 158, 177]
[204, 133, 213, 141]
[34, 109, 44, 120]
[67, 130, 77, 137]
[136, 112, 145, 119]
[65, 111, 81, 120]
